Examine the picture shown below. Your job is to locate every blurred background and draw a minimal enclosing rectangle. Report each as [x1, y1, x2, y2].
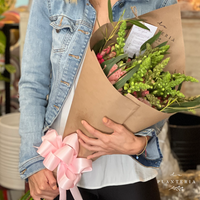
[0, 0, 200, 200]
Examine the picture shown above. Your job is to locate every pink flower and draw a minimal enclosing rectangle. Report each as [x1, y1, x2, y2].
[97, 53, 103, 60]
[133, 91, 138, 97]
[99, 58, 105, 64]
[106, 46, 111, 54]
[107, 64, 126, 84]
[108, 52, 116, 58]
[126, 58, 131, 63]
[141, 90, 149, 97]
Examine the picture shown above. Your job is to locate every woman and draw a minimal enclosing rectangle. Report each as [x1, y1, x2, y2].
[19, 0, 177, 200]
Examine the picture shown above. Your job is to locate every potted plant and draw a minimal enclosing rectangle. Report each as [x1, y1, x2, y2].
[0, 0, 17, 115]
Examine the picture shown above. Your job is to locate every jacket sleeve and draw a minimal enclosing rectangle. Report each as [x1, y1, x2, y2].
[159, 0, 177, 8]
[18, 0, 52, 180]
[131, 120, 167, 168]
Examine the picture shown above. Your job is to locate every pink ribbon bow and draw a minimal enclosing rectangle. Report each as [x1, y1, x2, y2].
[37, 129, 92, 200]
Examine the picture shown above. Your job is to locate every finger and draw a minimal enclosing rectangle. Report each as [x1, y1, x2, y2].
[30, 196, 40, 200]
[44, 170, 58, 190]
[31, 187, 58, 200]
[87, 151, 107, 160]
[102, 117, 124, 133]
[79, 138, 103, 152]
[77, 129, 100, 146]
[33, 193, 57, 200]
[32, 180, 59, 197]
[81, 120, 108, 140]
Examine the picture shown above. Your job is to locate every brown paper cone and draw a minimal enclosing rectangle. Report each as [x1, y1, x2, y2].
[63, 4, 185, 158]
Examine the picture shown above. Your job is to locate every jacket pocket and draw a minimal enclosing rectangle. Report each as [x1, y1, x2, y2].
[50, 16, 76, 52]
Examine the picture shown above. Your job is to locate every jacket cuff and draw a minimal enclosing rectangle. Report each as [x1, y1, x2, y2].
[19, 155, 45, 180]
[131, 129, 163, 168]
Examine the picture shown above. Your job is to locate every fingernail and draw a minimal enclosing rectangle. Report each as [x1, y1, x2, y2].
[53, 185, 57, 190]
[81, 120, 84, 124]
[103, 117, 108, 123]
[51, 183, 57, 190]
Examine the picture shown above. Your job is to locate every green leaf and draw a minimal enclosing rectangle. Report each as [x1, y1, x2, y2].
[163, 105, 200, 113]
[92, 38, 106, 55]
[156, 41, 168, 48]
[0, 30, 6, 54]
[101, 57, 115, 69]
[0, 74, 10, 82]
[104, 54, 128, 76]
[140, 31, 162, 51]
[127, 20, 149, 30]
[96, 17, 107, 39]
[0, 16, 5, 21]
[113, 64, 140, 90]
[118, 10, 126, 22]
[169, 97, 200, 108]
[177, 82, 183, 91]
[5, 64, 16, 73]
[125, 25, 132, 31]
[108, 0, 113, 23]
[20, 190, 30, 200]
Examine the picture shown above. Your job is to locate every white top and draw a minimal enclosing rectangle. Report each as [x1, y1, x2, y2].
[51, 56, 158, 189]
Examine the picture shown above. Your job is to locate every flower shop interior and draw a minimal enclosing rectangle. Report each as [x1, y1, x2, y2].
[0, 0, 200, 199]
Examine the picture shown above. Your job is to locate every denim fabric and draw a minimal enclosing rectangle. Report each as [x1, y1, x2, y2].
[19, 0, 177, 180]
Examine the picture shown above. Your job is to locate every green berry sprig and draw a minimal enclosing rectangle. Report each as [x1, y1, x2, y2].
[115, 21, 126, 56]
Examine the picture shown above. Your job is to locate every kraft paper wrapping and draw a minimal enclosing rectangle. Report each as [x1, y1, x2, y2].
[63, 4, 185, 158]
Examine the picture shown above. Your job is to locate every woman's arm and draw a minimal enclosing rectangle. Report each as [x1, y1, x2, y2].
[77, 118, 159, 160]
[19, 0, 51, 180]
[19, 0, 59, 199]
[77, 118, 166, 168]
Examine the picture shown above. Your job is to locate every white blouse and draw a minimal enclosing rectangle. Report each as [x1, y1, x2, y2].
[51, 56, 158, 189]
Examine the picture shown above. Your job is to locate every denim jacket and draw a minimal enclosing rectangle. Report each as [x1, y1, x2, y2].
[19, 0, 177, 180]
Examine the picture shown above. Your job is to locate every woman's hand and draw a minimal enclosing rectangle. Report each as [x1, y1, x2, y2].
[29, 169, 59, 200]
[77, 117, 150, 160]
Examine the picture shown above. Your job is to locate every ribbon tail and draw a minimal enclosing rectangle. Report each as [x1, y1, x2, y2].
[70, 187, 83, 200]
[59, 187, 66, 200]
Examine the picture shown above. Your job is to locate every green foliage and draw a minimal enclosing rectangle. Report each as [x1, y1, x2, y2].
[0, 0, 14, 15]
[5, 64, 16, 73]
[146, 94, 162, 109]
[92, 38, 106, 55]
[93, 1, 150, 54]
[113, 63, 140, 90]
[140, 31, 162, 51]
[127, 19, 149, 31]
[0, 15, 5, 20]
[0, 31, 6, 54]
[20, 190, 30, 200]
[103, 54, 128, 76]
[156, 41, 168, 48]
[115, 21, 126, 56]
[93, 1, 200, 114]
[108, 0, 113, 23]
[162, 96, 200, 113]
[0, 4, 17, 84]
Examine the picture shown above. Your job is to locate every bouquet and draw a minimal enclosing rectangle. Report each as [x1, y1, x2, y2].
[94, 27, 200, 114]
[63, 3, 200, 158]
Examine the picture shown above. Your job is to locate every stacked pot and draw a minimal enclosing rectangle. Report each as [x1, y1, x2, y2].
[0, 113, 24, 190]
[168, 113, 200, 171]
